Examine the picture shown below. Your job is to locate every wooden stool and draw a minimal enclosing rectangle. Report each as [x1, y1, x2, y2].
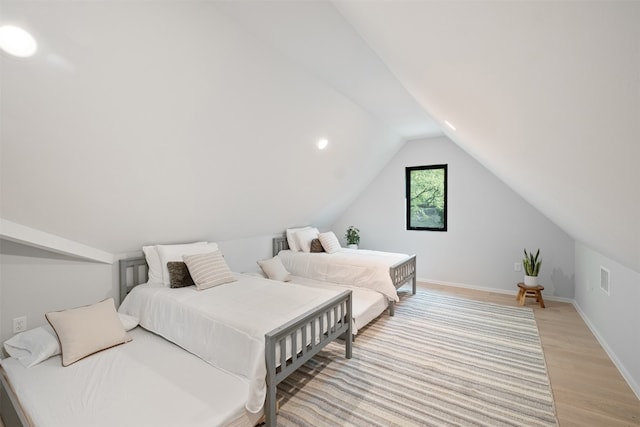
[516, 283, 545, 308]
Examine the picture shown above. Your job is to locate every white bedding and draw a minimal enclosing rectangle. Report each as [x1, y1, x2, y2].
[288, 275, 388, 335]
[118, 273, 343, 414]
[0, 327, 260, 427]
[278, 248, 410, 302]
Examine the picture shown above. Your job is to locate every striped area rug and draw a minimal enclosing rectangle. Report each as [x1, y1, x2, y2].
[276, 290, 557, 426]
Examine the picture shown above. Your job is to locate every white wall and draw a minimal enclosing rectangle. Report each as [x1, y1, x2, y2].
[1, 1, 407, 255]
[0, 240, 117, 346]
[574, 242, 640, 398]
[332, 136, 575, 298]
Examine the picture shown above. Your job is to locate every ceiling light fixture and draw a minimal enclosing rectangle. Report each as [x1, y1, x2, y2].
[0, 25, 37, 57]
[317, 138, 329, 150]
[444, 120, 456, 131]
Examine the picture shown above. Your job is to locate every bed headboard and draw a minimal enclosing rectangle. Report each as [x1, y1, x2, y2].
[272, 235, 289, 256]
[118, 257, 149, 304]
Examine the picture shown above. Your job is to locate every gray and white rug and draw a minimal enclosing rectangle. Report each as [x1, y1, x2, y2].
[276, 290, 557, 426]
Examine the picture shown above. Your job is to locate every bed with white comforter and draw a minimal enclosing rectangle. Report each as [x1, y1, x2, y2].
[278, 248, 410, 302]
[118, 273, 344, 415]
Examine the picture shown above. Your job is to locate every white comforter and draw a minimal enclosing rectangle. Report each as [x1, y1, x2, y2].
[278, 248, 409, 302]
[118, 274, 342, 414]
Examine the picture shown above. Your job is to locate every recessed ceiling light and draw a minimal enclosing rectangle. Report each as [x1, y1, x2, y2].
[0, 25, 37, 57]
[317, 138, 329, 150]
[444, 121, 456, 131]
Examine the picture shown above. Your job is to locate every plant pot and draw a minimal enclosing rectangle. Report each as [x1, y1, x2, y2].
[347, 244, 358, 249]
[524, 275, 538, 286]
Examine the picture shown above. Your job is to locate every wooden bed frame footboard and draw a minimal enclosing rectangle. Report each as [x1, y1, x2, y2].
[264, 290, 352, 426]
[273, 235, 417, 316]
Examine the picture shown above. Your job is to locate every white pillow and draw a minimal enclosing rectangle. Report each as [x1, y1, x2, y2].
[46, 298, 132, 367]
[143, 242, 207, 284]
[318, 231, 341, 254]
[257, 256, 292, 282]
[157, 242, 217, 286]
[295, 227, 319, 253]
[3, 313, 139, 368]
[285, 227, 311, 252]
[3, 324, 59, 368]
[118, 313, 140, 331]
[183, 250, 237, 290]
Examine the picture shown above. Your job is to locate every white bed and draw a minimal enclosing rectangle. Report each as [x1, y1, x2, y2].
[0, 327, 261, 427]
[273, 233, 416, 315]
[118, 272, 348, 416]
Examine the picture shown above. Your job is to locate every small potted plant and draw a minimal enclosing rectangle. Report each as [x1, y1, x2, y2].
[345, 226, 360, 249]
[523, 248, 542, 286]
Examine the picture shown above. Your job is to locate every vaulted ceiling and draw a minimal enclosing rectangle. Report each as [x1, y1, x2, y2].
[1, 1, 638, 272]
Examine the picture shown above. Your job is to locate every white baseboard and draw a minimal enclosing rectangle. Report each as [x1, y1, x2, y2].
[572, 301, 640, 400]
[416, 277, 639, 401]
[416, 277, 573, 303]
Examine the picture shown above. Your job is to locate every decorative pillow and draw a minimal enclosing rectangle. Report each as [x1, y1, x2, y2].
[295, 227, 319, 253]
[257, 256, 292, 282]
[157, 242, 217, 286]
[310, 238, 325, 253]
[167, 261, 195, 288]
[183, 250, 236, 290]
[144, 242, 206, 284]
[285, 227, 311, 252]
[3, 313, 139, 369]
[45, 298, 132, 367]
[318, 231, 341, 254]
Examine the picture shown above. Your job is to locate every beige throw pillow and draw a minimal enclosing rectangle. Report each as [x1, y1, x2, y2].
[45, 298, 131, 366]
[183, 250, 237, 290]
[318, 231, 341, 254]
[257, 256, 292, 282]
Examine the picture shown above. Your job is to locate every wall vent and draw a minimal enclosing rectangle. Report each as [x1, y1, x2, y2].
[600, 266, 610, 295]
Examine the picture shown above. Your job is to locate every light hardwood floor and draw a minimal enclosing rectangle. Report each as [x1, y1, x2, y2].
[416, 282, 640, 427]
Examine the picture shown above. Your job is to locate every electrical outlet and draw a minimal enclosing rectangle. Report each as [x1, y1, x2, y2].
[514, 262, 522, 272]
[13, 316, 27, 333]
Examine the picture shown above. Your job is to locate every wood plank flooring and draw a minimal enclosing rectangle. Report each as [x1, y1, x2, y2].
[415, 282, 640, 427]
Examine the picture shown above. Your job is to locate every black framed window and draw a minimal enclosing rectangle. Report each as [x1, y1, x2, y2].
[406, 164, 447, 231]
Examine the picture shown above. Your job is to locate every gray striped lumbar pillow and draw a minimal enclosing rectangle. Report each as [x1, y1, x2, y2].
[182, 250, 236, 290]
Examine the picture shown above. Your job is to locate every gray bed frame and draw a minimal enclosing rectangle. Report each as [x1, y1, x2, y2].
[273, 236, 417, 316]
[0, 257, 352, 427]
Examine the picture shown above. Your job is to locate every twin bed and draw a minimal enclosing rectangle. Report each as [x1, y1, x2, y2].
[272, 235, 417, 316]
[1, 235, 417, 427]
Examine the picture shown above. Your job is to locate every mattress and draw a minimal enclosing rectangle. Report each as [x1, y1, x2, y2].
[288, 275, 388, 334]
[118, 273, 343, 414]
[278, 248, 410, 302]
[0, 327, 261, 427]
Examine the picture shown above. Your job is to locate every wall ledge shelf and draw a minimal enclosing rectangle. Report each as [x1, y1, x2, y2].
[0, 218, 114, 264]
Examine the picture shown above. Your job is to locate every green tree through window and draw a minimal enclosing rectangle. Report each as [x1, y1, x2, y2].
[406, 165, 447, 231]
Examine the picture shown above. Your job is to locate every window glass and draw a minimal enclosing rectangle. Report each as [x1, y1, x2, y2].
[406, 165, 447, 231]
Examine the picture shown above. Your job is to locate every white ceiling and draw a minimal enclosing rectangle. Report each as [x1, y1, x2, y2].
[1, 1, 638, 273]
